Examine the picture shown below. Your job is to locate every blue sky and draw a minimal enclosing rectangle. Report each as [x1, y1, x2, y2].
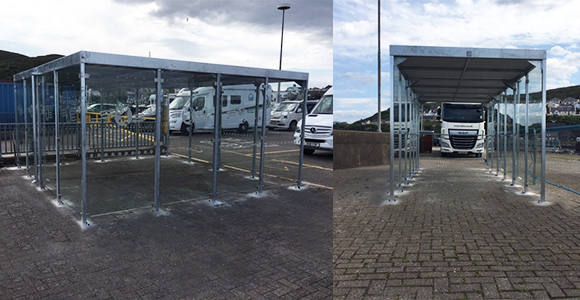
[334, 0, 580, 123]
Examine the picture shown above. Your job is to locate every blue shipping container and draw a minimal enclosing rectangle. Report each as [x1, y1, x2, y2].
[0, 82, 15, 123]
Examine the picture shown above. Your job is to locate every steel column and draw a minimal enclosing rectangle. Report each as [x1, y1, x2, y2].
[54, 71, 62, 203]
[188, 79, 194, 163]
[24, 79, 29, 176]
[251, 83, 260, 178]
[31, 75, 38, 183]
[258, 77, 271, 194]
[503, 92, 507, 181]
[397, 73, 403, 192]
[523, 74, 529, 194]
[80, 62, 88, 226]
[388, 57, 396, 202]
[211, 74, 222, 204]
[540, 59, 547, 203]
[154, 69, 162, 212]
[511, 84, 517, 186]
[496, 100, 500, 176]
[297, 81, 308, 188]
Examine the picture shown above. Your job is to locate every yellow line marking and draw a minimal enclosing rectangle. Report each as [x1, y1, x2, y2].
[172, 153, 210, 164]
[264, 149, 300, 155]
[271, 159, 333, 171]
[170, 153, 332, 190]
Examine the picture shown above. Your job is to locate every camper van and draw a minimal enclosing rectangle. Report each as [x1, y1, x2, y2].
[293, 87, 333, 155]
[169, 84, 272, 134]
[268, 100, 318, 131]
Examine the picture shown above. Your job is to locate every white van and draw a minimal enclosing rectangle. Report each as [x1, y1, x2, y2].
[268, 100, 318, 131]
[293, 87, 333, 155]
[169, 84, 271, 134]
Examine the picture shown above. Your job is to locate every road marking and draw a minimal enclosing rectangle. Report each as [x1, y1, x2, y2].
[171, 153, 332, 190]
[271, 159, 333, 171]
[263, 149, 300, 155]
[172, 153, 210, 164]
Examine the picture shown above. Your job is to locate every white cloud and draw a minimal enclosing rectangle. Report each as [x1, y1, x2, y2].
[0, 0, 331, 88]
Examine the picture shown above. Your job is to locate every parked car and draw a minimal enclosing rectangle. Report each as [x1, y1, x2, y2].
[268, 100, 318, 131]
[294, 87, 333, 155]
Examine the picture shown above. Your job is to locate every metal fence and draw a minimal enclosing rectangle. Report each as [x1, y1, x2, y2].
[1, 119, 156, 157]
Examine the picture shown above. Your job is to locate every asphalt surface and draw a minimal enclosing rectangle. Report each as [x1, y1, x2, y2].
[334, 152, 580, 300]
[0, 128, 333, 299]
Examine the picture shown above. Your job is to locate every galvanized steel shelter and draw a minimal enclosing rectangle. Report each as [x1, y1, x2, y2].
[389, 45, 548, 201]
[13, 51, 310, 225]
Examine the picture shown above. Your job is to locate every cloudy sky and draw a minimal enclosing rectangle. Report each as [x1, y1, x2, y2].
[0, 0, 332, 89]
[334, 0, 580, 123]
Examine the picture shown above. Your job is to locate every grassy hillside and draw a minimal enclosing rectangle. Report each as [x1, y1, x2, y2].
[0, 50, 63, 82]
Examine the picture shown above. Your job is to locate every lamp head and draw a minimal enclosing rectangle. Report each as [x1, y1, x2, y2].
[277, 3, 291, 10]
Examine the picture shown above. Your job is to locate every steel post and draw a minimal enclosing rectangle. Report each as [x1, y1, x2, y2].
[297, 81, 307, 189]
[80, 62, 88, 226]
[54, 71, 62, 203]
[258, 77, 271, 194]
[31, 75, 38, 183]
[524, 75, 529, 194]
[188, 80, 194, 163]
[251, 83, 260, 178]
[496, 100, 500, 176]
[397, 73, 403, 192]
[24, 79, 29, 176]
[388, 58, 396, 202]
[211, 74, 222, 204]
[503, 92, 507, 181]
[512, 84, 517, 186]
[540, 59, 547, 203]
[154, 69, 162, 212]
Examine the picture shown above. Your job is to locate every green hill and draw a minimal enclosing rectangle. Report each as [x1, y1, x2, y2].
[0, 50, 63, 82]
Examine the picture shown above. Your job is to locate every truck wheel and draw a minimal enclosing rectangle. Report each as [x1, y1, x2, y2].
[304, 149, 315, 155]
[181, 123, 193, 135]
[238, 122, 249, 133]
[180, 123, 188, 135]
[289, 120, 297, 131]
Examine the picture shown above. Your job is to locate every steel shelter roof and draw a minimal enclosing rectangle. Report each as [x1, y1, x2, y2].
[390, 45, 546, 105]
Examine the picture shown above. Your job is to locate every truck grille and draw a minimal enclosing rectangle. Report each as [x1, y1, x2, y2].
[305, 125, 332, 135]
[450, 135, 477, 149]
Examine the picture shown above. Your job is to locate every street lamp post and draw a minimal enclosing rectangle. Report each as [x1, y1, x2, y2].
[277, 3, 290, 103]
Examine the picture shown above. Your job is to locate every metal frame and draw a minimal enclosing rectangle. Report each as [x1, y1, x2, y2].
[14, 51, 309, 226]
[389, 45, 547, 203]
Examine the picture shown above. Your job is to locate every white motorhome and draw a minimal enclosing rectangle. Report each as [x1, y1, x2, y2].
[439, 102, 485, 157]
[293, 87, 333, 155]
[268, 100, 318, 131]
[169, 84, 272, 134]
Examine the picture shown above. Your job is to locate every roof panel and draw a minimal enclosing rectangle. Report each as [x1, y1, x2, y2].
[390, 45, 545, 104]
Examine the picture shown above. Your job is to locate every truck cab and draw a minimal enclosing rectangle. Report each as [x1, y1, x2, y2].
[439, 102, 485, 157]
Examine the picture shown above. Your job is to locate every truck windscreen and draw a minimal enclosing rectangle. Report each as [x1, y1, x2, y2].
[442, 105, 483, 123]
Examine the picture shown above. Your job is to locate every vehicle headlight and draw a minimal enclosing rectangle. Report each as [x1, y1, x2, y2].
[296, 127, 300, 133]
[441, 141, 450, 148]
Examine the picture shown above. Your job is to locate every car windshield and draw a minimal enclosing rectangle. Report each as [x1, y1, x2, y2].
[442, 104, 483, 123]
[169, 96, 189, 110]
[274, 102, 298, 112]
[311, 95, 332, 114]
[141, 105, 156, 115]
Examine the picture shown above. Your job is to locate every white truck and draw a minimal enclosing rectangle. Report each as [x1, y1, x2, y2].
[169, 84, 272, 134]
[439, 102, 485, 157]
[294, 87, 333, 155]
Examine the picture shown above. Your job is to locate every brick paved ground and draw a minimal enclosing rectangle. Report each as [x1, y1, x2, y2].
[0, 165, 332, 299]
[334, 155, 580, 300]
